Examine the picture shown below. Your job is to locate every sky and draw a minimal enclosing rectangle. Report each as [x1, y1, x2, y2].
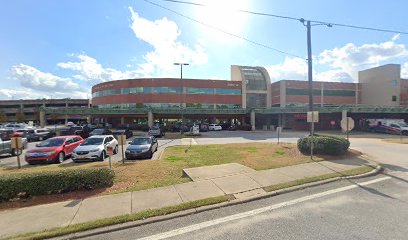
[1, 0, 408, 100]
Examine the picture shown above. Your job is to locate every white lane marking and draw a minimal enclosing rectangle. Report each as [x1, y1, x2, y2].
[136, 176, 391, 240]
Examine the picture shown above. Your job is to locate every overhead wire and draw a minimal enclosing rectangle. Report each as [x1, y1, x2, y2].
[156, 0, 408, 35]
[142, 0, 305, 59]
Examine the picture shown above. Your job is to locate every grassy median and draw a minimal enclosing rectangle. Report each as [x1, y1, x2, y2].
[382, 139, 408, 144]
[263, 165, 375, 192]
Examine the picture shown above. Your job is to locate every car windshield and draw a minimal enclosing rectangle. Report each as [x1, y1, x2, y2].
[92, 129, 104, 134]
[131, 138, 151, 145]
[398, 123, 408, 127]
[114, 130, 125, 133]
[81, 138, 104, 146]
[37, 138, 65, 147]
[150, 126, 159, 130]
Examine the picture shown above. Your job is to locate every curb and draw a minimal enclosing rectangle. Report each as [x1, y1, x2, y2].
[58, 164, 382, 240]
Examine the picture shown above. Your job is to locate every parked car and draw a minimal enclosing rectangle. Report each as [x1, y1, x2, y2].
[25, 136, 84, 164]
[125, 136, 158, 160]
[66, 121, 75, 127]
[199, 124, 209, 132]
[72, 135, 118, 162]
[148, 126, 165, 137]
[112, 129, 133, 139]
[208, 124, 222, 131]
[228, 125, 237, 131]
[0, 129, 28, 156]
[89, 128, 112, 136]
[4, 123, 29, 131]
[16, 128, 53, 142]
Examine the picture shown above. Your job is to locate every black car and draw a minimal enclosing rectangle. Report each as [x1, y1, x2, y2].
[125, 136, 158, 159]
[16, 129, 53, 141]
[89, 128, 112, 136]
[112, 129, 133, 139]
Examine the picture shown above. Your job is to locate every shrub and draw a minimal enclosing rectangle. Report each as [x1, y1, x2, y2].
[0, 168, 115, 201]
[297, 134, 350, 156]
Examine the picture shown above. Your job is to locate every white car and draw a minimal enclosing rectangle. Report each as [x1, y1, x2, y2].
[208, 124, 222, 131]
[72, 135, 118, 162]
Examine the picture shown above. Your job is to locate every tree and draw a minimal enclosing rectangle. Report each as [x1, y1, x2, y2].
[0, 111, 7, 123]
[15, 110, 26, 123]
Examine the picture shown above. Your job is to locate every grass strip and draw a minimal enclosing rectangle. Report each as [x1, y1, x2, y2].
[382, 139, 408, 144]
[5, 195, 233, 240]
[263, 166, 375, 192]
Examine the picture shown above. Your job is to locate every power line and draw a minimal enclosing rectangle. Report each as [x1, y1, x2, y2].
[156, 0, 408, 35]
[142, 0, 305, 59]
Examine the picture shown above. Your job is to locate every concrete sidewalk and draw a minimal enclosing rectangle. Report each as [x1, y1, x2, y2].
[0, 157, 374, 238]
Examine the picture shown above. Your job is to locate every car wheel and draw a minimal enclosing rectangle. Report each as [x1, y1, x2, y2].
[113, 145, 118, 154]
[11, 149, 18, 156]
[99, 151, 106, 161]
[148, 150, 153, 159]
[57, 152, 65, 164]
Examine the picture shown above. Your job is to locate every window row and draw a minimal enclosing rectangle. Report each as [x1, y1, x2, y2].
[97, 103, 241, 109]
[93, 87, 241, 97]
[286, 88, 356, 97]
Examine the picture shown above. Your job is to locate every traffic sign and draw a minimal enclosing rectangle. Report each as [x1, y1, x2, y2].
[118, 134, 127, 145]
[341, 117, 355, 132]
[11, 137, 23, 149]
[307, 111, 319, 123]
[106, 146, 114, 156]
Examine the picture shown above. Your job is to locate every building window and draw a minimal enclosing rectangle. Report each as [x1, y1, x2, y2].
[187, 88, 215, 94]
[215, 88, 241, 95]
[286, 88, 356, 97]
[246, 93, 266, 108]
[391, 80, 398, 86]
[392, 95, 397, 102]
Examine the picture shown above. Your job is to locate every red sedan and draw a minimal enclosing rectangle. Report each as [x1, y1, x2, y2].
[25, 136, 84, 164]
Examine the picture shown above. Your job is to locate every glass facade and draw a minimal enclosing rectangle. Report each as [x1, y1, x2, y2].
[246, 93, 267, 108]
[242, 68, 267, 91]
[93, 87, 240, 97]
[98, 103, 241, 109]
[286, 88, 356, 97]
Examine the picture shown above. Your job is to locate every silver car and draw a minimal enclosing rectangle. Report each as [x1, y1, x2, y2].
[72, 135, 118, 162]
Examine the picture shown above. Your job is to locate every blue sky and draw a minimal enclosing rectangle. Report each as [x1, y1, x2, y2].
[1, 0, 408, 99]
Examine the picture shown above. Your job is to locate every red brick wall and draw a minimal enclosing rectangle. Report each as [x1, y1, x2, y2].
[271, 82, 281, 105]
[401, 79, 408, 105]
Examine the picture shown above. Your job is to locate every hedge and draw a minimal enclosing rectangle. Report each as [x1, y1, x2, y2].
[297, 134, 350, 156]
[0, 168, 115, 201]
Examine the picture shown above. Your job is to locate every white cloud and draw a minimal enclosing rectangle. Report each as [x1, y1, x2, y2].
[266, 57, 307, 82]
[315, 70, 353, 83]
[128, 7, 208, 76]
[318, 38, 408, 79]
[57, 54, 143, 83]
[10, 64, 81, 91]
[6, 64, 89, 100]
[392, 33, 400, 41]
[401, 62, 408, 78]
[0, 88, 88, 100]
[266, 57, 354, 83]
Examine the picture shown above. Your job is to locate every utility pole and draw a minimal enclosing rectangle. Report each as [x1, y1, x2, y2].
[306, 20, 314, 137]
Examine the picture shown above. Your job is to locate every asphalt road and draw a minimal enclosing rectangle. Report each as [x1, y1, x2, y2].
[73, 131, 408, 240]
[79, 172, 408, 240]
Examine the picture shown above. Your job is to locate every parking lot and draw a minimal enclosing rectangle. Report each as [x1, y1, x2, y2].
[0, 129, 405, 169]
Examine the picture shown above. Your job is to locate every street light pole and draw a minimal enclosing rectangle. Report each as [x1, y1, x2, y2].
[174, 63, 189, 133]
